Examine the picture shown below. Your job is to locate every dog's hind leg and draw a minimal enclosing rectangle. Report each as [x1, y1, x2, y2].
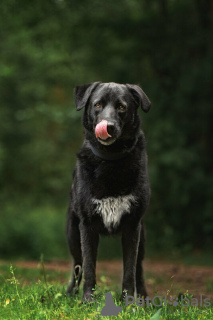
[136, 221, 147, 298]
[66, 214, 83, 295]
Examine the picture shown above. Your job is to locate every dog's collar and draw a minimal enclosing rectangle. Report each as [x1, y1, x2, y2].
[89, 143, 135, 161]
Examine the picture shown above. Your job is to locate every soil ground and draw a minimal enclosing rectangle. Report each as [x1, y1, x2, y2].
[3, 259, 213, 300]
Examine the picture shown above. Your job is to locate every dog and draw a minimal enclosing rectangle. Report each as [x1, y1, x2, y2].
[66, 82, 151, 301]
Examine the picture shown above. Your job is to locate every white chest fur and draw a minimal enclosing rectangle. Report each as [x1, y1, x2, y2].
[92, 194, 136, 230]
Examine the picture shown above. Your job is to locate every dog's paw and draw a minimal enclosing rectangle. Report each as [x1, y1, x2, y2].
[120, 289, 129, 303]
[66, 284, 79, 297]
[137, 289, 148, 299]
[82, 292, 94, 303]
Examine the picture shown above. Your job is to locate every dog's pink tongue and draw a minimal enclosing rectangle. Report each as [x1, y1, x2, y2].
[95, 120, 112, 140]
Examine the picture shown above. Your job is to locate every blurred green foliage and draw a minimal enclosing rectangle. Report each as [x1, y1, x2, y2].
[0, 0, 212, 259]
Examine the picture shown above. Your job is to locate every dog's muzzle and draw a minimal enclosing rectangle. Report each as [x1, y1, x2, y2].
[95, 120, 117, 145]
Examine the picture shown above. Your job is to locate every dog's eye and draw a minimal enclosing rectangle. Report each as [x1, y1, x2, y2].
[95, 103, 101, 108]
[119, 105, 126, 110]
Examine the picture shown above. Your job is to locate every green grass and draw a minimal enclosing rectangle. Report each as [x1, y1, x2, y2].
[0, 264, 212, 319]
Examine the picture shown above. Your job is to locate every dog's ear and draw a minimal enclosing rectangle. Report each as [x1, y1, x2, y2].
[74, 82, 101, 111]
[127, 84, 151, 112]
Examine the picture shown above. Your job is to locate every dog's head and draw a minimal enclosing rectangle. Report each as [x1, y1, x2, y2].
[74, 82, 151, 146]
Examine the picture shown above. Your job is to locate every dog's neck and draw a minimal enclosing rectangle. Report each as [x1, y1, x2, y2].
[83, 136, 139, 161]
[89, 142, 136, 161]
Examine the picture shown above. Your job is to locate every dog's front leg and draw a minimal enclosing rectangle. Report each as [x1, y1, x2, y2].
[80, 221, 99, 302]
[121, 223, 140, 298]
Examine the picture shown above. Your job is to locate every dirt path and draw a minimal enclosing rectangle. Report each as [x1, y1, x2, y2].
[2, 259, 213, 300]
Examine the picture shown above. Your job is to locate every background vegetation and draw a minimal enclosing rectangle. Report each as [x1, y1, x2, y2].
[0, 0, 212, 261]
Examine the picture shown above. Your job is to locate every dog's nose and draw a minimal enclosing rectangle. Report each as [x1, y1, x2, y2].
[107, 122, 116, 137]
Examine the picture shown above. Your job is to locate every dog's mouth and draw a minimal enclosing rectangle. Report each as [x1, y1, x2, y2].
[95, 120, 117, 145]
[97, 137, 117, 145]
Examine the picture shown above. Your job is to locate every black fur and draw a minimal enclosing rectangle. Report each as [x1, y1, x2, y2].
[66, 82, 151, 301]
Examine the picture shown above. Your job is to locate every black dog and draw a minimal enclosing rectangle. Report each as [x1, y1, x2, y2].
[66, 82, 151, 301]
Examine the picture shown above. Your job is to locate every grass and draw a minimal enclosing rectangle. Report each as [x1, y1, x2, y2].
[0, 263, 212, 319]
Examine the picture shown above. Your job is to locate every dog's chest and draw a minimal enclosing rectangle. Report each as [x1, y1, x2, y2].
[92, 194, 136, 230]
